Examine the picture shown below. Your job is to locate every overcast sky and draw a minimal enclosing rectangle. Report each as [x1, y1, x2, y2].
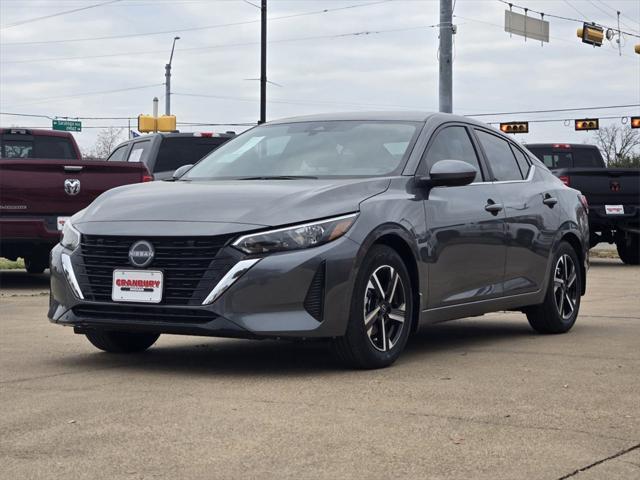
[1, 0, 639, 151]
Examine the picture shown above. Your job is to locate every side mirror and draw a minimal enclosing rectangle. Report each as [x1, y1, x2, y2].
[172, 164, 194, 180]
[417, 159, 477, 188]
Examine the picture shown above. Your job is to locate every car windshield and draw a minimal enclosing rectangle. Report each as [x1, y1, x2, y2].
[184, 121, 420, 179]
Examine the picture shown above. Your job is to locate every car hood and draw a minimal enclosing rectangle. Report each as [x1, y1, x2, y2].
[77, 178, 390, 228]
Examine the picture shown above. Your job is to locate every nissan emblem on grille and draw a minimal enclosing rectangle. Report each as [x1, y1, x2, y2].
[610, 181, 621, 192]
[64, 178, 81, 196]
[128, 240, 155, 268]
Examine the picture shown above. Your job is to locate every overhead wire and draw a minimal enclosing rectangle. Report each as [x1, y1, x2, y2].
[0, 0, 122, 30]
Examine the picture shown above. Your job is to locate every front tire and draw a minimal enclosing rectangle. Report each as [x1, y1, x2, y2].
[24, 254, 48, 274]
[616, 234, 640, 265]
[332, 245, 413, 369]
[526, 241, 581, 334]
[85, 330, 160, 353]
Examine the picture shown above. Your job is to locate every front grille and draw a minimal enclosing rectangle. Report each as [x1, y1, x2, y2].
[76, 235, 237, 305]
[73, 305, 216, 324]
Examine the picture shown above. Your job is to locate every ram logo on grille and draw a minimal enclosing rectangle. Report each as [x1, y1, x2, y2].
[128, 240, 155, 268]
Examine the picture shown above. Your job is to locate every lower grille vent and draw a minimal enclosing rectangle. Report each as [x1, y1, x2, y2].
[303, 261, 326, 322]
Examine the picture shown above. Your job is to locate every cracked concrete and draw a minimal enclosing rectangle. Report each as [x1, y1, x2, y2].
[1, 257, 638, 479]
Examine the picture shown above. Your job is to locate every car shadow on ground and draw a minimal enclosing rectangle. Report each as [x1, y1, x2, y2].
[0, 269, 50, 292]
[51, 318, 537, 377]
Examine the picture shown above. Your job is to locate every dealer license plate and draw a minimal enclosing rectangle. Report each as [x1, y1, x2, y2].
[112, 269, 163, 303]
[605, 205, 624, 215]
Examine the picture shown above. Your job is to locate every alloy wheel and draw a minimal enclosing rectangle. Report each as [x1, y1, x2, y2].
[363, 265, 407, 352]
[553, 254, 578, 320]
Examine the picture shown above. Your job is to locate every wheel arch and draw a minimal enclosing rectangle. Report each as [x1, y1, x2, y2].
[354, 226, 422, 333]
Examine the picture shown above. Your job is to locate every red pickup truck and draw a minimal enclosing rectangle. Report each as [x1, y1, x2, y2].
[1, 128, 152, 273]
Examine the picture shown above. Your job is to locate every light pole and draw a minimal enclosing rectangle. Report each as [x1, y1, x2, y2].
[165, 36, 180, 115]
[259, 0, 267, 124]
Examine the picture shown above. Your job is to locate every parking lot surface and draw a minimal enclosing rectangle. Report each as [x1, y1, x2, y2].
[1, 258, 639, 480]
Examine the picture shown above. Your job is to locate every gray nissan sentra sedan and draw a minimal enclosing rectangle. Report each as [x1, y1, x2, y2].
[49, 112, 589, 369]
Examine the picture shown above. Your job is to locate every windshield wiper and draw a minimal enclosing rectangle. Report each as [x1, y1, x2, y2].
[237, 175, 318, 180]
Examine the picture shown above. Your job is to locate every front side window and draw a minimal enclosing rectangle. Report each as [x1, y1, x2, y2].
[476, 130, 523, 181]
[423, 126, 482, 182]
[185, 121, 420, 179]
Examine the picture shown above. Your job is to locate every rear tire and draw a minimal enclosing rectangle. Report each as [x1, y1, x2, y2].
[616, 234, 640, 265]
[526, 241, 581, 334]
[331, 245, 413, 369]
[85, 330, 160, 353]
[24, 255, 48, 274]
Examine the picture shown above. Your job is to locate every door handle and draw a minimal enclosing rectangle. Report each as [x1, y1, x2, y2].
[64, 166, 83, 172]
[484, 200, 503, 215]
[543, 194, 558, 207]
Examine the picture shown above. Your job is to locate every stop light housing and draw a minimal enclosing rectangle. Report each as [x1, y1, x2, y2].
[156, 115, 177, 132]
[577, 23, 604, 47]
[575, 118, 599, 131]
[631, 117, 640, 129]
[500, 122, 529, 134]
[138, 115, 156, 133]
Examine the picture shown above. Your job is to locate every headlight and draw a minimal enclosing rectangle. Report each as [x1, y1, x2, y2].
[60, 220, 81, 250]
[233, 213, 358, 254]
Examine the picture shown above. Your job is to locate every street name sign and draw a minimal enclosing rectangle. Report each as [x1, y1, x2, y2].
[505, 10, 550, 43]
[52, 119, 82, 132]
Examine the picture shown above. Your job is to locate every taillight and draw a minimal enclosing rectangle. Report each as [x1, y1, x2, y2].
[142, 174, 154, 182]
[578, 194, 588, 213]
[559, 175, 570, 186]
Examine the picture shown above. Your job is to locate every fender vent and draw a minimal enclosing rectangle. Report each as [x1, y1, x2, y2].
[303, 261, 326, 322]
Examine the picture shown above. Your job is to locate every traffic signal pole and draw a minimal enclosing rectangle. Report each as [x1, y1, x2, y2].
[439, 0, 453, 113]
[259, 0, 267, 124]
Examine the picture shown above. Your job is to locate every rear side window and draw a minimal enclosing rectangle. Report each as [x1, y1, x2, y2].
[127, 140, 151, 163]
[424, 126, 482, 181]
[107, 145, 128, 162]
[1, 134, 76, 159]
[155, 137, 229, 173]
[476, 131, 523, 181]
[511, 146, 531, 178]
[527, 147, 604, 168]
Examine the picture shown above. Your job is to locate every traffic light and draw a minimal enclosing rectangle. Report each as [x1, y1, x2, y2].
[577, 23, 604, 47]
[635, 44, 640, 55]
[500, 122, 529, 134]
[631, 117, 640, 129]
[156, 115, 177, 132]
[575, 118, 599, 131]
[138, 115, 156, 133]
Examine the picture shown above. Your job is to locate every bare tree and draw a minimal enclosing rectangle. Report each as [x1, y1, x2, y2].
[83, 127, 124, 160]
[591, 125, 640, 167]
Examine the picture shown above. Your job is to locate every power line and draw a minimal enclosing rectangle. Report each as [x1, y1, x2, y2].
[0, 0, 121, 30]
[586, 0, 639, 33]
[466, 104, 640, 117]
[1, 24, 439, 65]
[0, 0, 393, 46]
[592, 0, 640, 30]
[4, 83, 164, 109]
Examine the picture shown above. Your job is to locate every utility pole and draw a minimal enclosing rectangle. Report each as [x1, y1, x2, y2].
[165, 36, 180, 115]
[439, 0, 453, 113]
[259, 0, 267, 124]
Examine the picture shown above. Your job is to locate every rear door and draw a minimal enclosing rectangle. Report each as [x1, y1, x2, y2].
[422, 124, 507, 307]
[475, 130, 559, 295]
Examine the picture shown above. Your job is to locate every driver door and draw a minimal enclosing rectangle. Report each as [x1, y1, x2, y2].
[420, 124, 507, 308]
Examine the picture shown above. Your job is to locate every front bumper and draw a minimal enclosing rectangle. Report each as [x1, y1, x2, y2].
[48, 235, 361, 339]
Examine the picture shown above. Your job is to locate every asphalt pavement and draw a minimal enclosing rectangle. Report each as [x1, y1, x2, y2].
[1, 258, 639, 480]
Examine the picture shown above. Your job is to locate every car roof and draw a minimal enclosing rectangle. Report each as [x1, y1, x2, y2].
[265, 111, 495, 129]
[526, 143, 598, 149]
[0, 127, 75, 138]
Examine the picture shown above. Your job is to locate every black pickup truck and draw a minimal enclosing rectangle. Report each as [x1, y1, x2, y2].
[107, 131, 234, 180]
[527, 143, 640, 264]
